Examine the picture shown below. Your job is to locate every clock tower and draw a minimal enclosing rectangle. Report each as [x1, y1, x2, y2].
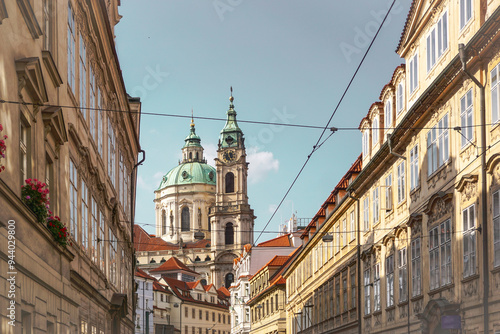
[210, 90, 255, 286]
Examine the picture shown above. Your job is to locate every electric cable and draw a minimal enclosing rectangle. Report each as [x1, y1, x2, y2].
[253, 0, 399, 245]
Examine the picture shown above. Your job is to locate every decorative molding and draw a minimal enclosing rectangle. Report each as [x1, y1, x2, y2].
[42, 51, 63, 88]
[407, 212, 422, 236]
[16, 0, 42, 39]
[463, 279, 478, 297]
[42, 106, 68, 146]
[487, 153, 500, 187]
[423, 191, 453, 225]
[15, 57, 48, 104]
[455, 174, 478, 203]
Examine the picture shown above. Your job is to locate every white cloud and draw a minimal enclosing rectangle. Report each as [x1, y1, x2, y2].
[136, 175, 148, 190]
[203, 143, 218, 167]
[247, 147, 279, 184]
[153, 171, 164, 180]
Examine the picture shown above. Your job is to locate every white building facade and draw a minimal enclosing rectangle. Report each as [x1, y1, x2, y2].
[135, 269, 155, 334]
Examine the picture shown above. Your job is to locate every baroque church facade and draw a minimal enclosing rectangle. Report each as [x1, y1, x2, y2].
[135, 94, 255, 288]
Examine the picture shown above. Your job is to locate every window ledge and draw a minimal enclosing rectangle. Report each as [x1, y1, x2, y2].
[491, 121, 500, 132]
[428, 283, 454, 296]
[461, 273, 479, 283]
[427, 159, 451, 181]
[385, 305, 396, 312]
[491, 265, 500, 274]
[410, 294, 423, 302]
[409, 186, 420, 195]
[397, 300, 409, 307]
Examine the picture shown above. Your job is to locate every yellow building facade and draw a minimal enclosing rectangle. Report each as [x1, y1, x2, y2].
[0, 0, 141, 332]
[285, 0, 500, 333]
[248, 251, 298, 334]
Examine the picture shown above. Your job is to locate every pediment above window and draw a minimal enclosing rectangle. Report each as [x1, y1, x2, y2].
[16, 0, 42, 39]
[407, 212, 423, 236]
[42, 51, 63, 88]
[423, 191, 453, 225]
[15, 57, 48, 104]
[487, 153, 500, 187]
[455, 174, 478, 204]
[42, 106, 68, 146]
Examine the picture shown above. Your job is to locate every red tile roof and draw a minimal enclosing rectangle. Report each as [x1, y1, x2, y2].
[301, 155, 362, 239]
[396, 0, 417, 53]
[133, 225, 211, 251]
[247, 247, 301, 304]
[160, 277, 229, 309]
[217, 286, 230, 298]
[153, 281, 172, 294]
[251, 255, 291, 280]
[256, 234, 291, 247]
[133, 225, 177, 251]
[244, 244, 252, 253]
[136, 268, 156, 280]
[149, 256, 198, 275]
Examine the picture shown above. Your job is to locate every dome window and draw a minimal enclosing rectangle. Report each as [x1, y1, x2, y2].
[181, 207, 190, 232]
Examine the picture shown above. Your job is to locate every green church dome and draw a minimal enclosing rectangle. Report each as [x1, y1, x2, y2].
[158, 162, 216, 189]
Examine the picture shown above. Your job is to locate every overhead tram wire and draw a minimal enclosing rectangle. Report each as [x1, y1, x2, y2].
[253, 0, 399, 245]
[0, 99, 494, 131]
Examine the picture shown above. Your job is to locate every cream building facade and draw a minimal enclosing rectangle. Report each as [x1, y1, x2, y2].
[0, 0, 141, 332]
[285, 0, 500, 333]
[248, 250, 299, 334]
[230, 231, 301, 334]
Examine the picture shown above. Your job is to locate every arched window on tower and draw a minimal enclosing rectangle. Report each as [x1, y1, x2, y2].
[225, 273, 234, 288]
[181, 207, 190, 232]
[196, 152, 199, 160]
[189, 152, 192, 160]
[225, 222, 234, 245]
[225, 172, 234, 193]
[162, 210, 167, 235]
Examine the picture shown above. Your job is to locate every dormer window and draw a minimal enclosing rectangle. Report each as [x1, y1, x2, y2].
[372, 116, 379, 146]
[362, 130, 369, 158]
[385, 100, 392, 130]
[397, 83, 404, 114]
[409, 52, 418, 94]
[460, 0, 472, 30]
[426, 11, 448, 72]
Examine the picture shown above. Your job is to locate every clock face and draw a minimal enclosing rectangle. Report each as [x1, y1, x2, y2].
[223, 150, 235, 162]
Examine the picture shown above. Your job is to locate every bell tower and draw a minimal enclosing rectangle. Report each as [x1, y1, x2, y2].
[210, 89, 255, 255]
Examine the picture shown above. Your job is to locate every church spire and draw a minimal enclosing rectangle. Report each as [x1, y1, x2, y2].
[219, 87, 244, 148]
[182, 111, 204, 163]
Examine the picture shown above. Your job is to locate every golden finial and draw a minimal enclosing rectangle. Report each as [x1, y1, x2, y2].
[229, 86, 234, 103]
[190, 108, 195, 127]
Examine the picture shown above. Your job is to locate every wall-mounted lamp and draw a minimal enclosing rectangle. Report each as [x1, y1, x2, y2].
[322, 233, 333, 243]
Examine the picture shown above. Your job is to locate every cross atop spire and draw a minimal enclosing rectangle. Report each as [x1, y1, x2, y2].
[191, 108, 195, 127]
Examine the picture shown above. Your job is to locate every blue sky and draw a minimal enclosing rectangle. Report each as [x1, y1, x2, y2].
[115, 0, 412, 242]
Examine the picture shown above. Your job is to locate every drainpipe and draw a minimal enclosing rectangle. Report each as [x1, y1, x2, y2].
[388, 135, 406, 160]
[348, 191, 361, 334]
[132, 150, 146, 320]
[459, 43, 489, 333]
